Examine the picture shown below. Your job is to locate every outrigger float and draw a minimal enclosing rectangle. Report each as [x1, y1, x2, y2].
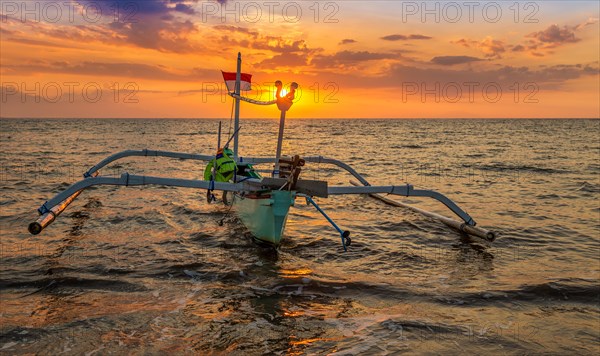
[29, 53, 497, 249]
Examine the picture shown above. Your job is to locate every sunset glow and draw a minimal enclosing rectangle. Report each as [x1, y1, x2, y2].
[0, 0, 598, 118]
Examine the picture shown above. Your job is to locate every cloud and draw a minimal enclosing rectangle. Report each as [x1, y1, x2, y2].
[74, 0, 211, 17]
[71, 0, 202, 52]
[381, 34, 432, 41]
[0, 17, 123, 49]
[511, 45, 526, 52]
[0, 27, 17, 36]
[109, 19, 201, 53]
[320, 62, 599, 92]
[339, 39, 357, 45]
[451, 37, 506, 59]
[407, 34, 432, 40]
[210, 24, 324, 69]
[174, 3, 196, 15]
[431, 56, 483, 66]
[3, 37, 84, 49]
[255, 53, 309, 69]
[214, 25, 259, 36]
[312, 50, 398, 68]
[2, 2, 204, 53]
[527, 24, 580, 45]
[519, 20, 597, 56]
[214, 25, 320, 57]
[452, 19, 597, 60]
[2, 61, 215, 81]
[574, 17, 599, 30]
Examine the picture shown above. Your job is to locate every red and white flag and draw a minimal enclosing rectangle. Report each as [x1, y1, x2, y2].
[221, 71, 252, 92]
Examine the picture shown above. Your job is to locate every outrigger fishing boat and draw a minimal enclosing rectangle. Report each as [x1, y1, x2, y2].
[29, 53, 497, 249]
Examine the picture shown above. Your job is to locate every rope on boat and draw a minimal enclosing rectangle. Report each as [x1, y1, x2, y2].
[218, 192, 235, 226]
[228, 93, 277, 106]
[228, 98, 234, 137]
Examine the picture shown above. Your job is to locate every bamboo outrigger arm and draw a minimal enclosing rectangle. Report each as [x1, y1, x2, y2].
[80, 151, 473, 222]
[32, 151, 484, 240]
[39, 174, 254, 214]
[81, 150, 371, 188]
[29, 173, 260, 235]
[31, 173, 475, 234]
[83, 149, 215, 177]
[328, 184, 475, 226]
[239, 155, 371, 187]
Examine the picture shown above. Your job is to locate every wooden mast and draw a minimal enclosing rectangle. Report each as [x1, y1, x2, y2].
[233, 52, 242, 160]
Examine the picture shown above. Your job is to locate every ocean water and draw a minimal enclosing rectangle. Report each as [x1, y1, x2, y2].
[0, 118, 598, 354]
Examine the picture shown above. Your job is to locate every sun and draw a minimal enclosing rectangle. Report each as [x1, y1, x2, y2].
[274, 87, 288, 98]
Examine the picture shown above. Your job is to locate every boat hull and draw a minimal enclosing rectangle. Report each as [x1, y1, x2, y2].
[234, 190, 294, 246]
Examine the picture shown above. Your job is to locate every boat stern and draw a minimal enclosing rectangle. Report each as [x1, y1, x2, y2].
[235, 190, 295, 246]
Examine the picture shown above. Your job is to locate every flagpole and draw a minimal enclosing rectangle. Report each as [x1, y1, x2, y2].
[233, 52, 242, 160]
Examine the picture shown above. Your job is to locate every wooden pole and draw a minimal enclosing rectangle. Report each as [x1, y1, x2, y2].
[350, 180, 496, 242]
[217, 121, 222, 149]
[273, 109, 286, 178]
[233, 52, 242, 160]
[29, 172, 99, 235]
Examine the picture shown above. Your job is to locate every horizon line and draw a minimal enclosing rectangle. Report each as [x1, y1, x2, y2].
[2, 117, 599, 120]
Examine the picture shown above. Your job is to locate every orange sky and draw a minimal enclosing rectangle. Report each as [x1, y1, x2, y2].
[1, 0, 598, 118]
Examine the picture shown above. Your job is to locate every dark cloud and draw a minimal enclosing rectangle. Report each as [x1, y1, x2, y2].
[451, 37, 505, 59]
[109, 19, 200, 53]
[339, 39, 357, 45]
[72, 0, 202, 52]
[214, 25, 318, 55]
[382, 34, 407, 41]
[214, 25, 259, 36]
[521, 20, 598, 56]
[79, 0, 170, 16]
[431, 56, 483, 66]
[453, 39, 470, 47]
[381, 34, 432, 41]
[407, 34, 432, 40]
[451, 20, 597, 59]
[527, 24, 580, 45]
[252, 38, 313, 54]
[73, 0, 206, 17]
[211, 24, 322, 68]
[323, 62, 599, 92]
[174, 3, 196, 15]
